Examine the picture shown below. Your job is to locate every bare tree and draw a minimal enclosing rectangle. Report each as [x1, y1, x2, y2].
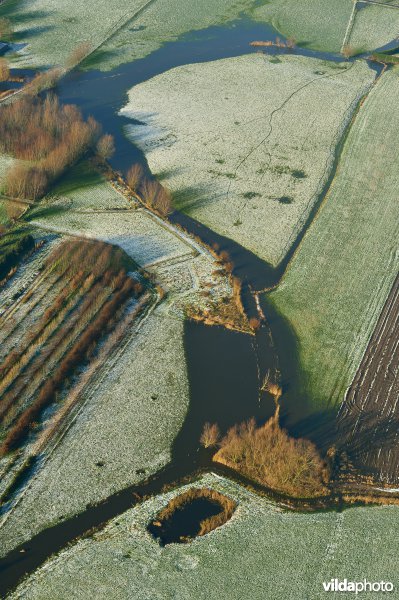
[96, 134, 115, 160]
[200, 422, 220, 448]
[0, 58, 10, 82]
[126, 163, 144, 191]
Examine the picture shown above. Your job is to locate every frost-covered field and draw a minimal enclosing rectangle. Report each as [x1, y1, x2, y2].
[30, 204, 193, 267]
[253, 0, 354, 53]
[0, 309, 189, 558]
[121, 54, 375, 266]
[3, 0, 399, 71]
[10, 474, 399, 600]
[348, 3, 399, 53]
[269, 68, 399, 413]
[0, 0, 145, 68]
[1, 0, 255, 70]
[46, 162, 132, 211]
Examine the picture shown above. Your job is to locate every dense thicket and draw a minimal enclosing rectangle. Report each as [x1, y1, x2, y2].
[214, 417, 329, 497]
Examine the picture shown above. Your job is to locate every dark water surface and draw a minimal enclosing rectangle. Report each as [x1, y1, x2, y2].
[147, 497, 223, 546]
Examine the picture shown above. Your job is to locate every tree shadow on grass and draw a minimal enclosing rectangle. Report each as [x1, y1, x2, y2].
[23, 204, 70, 222]
[12, 25, 54, 43]
[51, 162, 103, 196]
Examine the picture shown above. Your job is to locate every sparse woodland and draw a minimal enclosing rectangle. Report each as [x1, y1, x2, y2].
[0, 95, 102, 200]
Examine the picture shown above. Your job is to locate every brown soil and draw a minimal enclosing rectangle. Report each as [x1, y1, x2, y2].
[338, 274, 399, 482]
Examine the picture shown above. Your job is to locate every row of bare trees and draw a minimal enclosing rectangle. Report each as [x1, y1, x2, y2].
[126, 163, 172, 216]
[210, 417, 330, 497]
[0, 267, 141, 454]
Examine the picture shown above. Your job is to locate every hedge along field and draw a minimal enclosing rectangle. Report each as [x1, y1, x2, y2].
[121, 54, 375, 267]
[8, 474, 399, 600]
[268, 68, 399, 418]
[348, 3, 399, 54]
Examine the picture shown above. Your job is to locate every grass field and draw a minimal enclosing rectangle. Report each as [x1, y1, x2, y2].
[268, 68, 399, 416]
[30, 197, 193, 267]
[46, 161, 131, 211]
[9, 474, 399, 600]
[0, 0, 256, 70]
[122, 54, 375, 266]
[2, 0, 399, 71]
[348, 3, 399, 54]
[0, 309, 189, 558]
[253, 0, 354, 53]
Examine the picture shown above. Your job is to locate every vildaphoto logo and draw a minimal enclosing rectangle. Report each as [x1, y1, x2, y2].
[322, 579, 394, 594]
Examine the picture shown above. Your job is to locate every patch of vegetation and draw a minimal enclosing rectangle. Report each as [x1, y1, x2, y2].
[214, 417, 330, 497]
[0, 231, 34, 281]
[0, 239, 144, 455]
[276, 195, 294, 204]
[269, 70, 399, 414]
[292, 169, 307, 179]
[0, 95, 103, 200]
[242, 191, 261, 200]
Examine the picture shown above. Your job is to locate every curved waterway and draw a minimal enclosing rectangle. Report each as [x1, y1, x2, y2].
[55, 16, 360, 437]
[0, 17, 385, 596]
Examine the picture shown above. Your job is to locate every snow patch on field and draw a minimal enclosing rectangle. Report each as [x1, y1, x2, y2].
[121, 54, 375, 266]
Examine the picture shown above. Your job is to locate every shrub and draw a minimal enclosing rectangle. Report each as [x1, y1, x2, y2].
[200, 422, 220, 448]
[25, 68, 63, 95]
[65, 41, 92, 69]
[249, 317, 261, 330]
[0, 17, 12, 40]
[96, 134, 115, 160]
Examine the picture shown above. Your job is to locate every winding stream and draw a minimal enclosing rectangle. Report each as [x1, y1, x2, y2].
[0, 16, 388, 597]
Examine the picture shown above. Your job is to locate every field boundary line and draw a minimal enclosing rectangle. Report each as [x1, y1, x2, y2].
[341, 1, 359, 52]
[74, 0, 160, 69]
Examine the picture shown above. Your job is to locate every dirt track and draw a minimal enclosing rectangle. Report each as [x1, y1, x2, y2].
[338, 274, 399, 482]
